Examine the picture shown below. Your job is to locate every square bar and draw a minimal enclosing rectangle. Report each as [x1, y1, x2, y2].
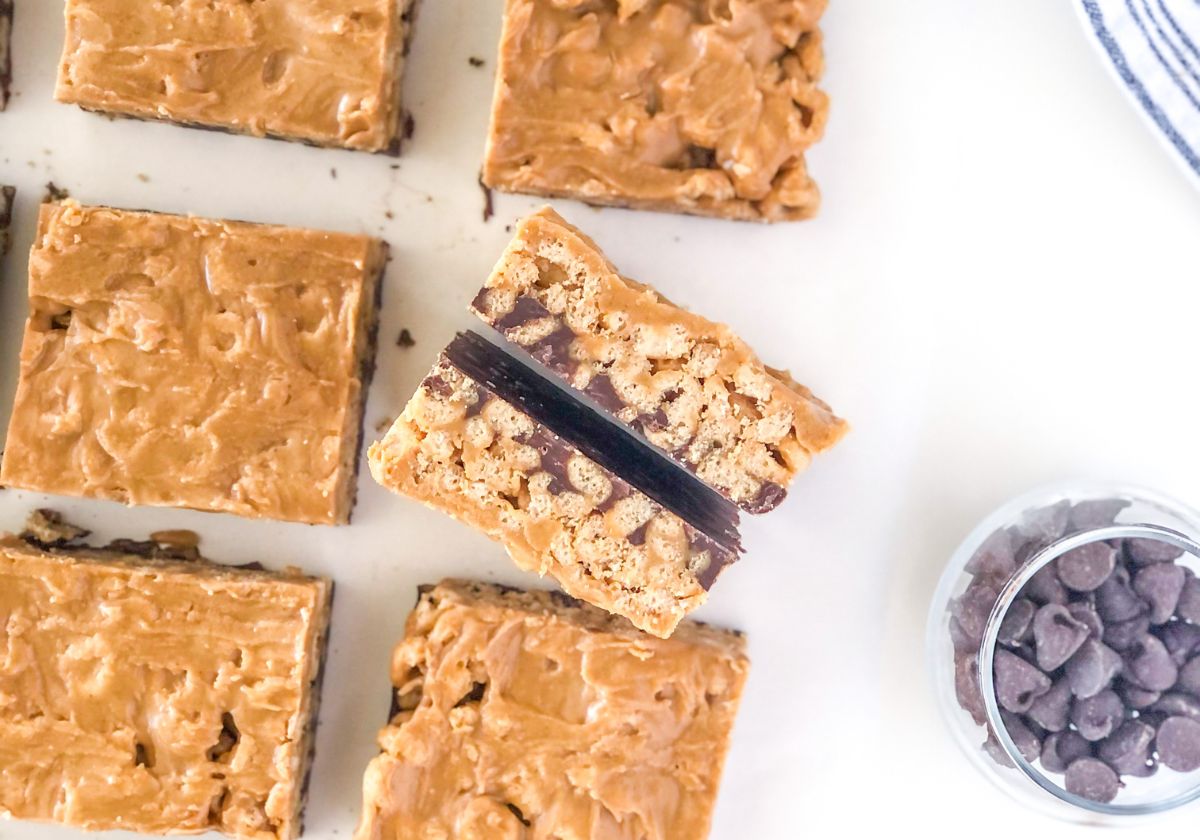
[0, 511, 333, 840]
[482, 0, 829, 221]
[0, 201, 385, 525]
[355, 580, 749, 839]
[55, 0, 417, 152]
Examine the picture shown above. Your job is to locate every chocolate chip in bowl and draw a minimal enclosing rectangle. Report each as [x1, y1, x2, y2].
[930, 484, 1200, 821]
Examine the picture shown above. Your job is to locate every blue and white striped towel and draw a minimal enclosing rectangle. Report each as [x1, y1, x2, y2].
[1078, 0, 1200, 191]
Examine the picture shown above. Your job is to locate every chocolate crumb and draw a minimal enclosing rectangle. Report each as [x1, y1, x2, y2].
[396, 329, 415, 348]
[44, 182, 70, 202]
[136, 173, 150, 183]
[330, 168, 338, 179]
[385, 210, 394, 220]
[390, 164, 400, 170]
[504, 224, 513, 233]
[468, 56, 485, 68]
[403, 113, 415, 141]
[478, 173, 494, 222]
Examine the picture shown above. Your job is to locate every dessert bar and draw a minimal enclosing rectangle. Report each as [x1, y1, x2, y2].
[472, 206, 847, 513]
[369, 331, 740, 638]
[55, 0, 418, 152]
[482, 0, 830, 220]
[0, 511, 332, 840]
[0, 201, 385, 525]
[355, 580, 749, 839]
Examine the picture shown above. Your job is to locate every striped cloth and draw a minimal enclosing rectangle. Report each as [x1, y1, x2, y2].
[1078, 0, 1200, 190]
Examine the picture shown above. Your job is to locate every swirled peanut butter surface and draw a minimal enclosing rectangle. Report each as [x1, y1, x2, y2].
[55, 0, 412, 151]
[355, 580, 749, 840]
[473, 207, 848, 513]
[0, 526, 331, 840]
[483, 0, 829, 221]
[0, 202, 385, 525]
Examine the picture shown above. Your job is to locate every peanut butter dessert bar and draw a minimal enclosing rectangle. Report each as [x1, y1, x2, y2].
[0, 510, 332, 840]
[482, 0, 829, 221]
[355, 580, 749, 839]
[369, 332, 741, 638]
[55, 0, 418, 153]
[0, 185, 13, 255]
[0, 201, 385, 525]
[0, 0, 11, 110]
[472, 207, 847, 514]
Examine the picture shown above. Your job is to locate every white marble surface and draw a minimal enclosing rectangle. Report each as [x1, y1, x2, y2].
[1, 1, 1199, 837]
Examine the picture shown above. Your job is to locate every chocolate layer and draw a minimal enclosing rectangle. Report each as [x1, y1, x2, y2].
[444, 331, 742, 560]
[0, 186, 13, 255]
[0, 0, 10, 111]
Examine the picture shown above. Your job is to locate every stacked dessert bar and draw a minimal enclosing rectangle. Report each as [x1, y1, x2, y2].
[370, 207, 847, 637]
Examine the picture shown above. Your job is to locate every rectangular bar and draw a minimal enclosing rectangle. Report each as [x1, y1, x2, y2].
[368, 335, 739, 638]
[0, 201, 386, 525]
[355, 580, 749, 839]
[472, 206, 848, 514]
[0, 511, 332, 840]
[482, 0, 830, 221]
[55, 0, 418, 152]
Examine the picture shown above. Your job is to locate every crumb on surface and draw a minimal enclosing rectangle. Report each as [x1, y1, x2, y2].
[477, 173, 494, 222]
[396, 329, 415, 348]
[43, 182, 70, 202]
[468, 56, 485, 67]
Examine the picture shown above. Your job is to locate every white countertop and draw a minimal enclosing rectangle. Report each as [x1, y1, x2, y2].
[2, 0, 1199, 837]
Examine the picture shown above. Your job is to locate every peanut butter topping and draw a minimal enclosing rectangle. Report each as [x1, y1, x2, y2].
[0, 202, 385, 525]
[473, 207, 848, 513]
[55, 0, 413, 152]
[369, 354, 735, 639]
[356, 580, 749, 840]
[0, 519, 332, 840]
[483, 0, 829, 221]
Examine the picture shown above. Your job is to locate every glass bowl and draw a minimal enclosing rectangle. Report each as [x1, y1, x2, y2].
[928, 481, 1200, 822]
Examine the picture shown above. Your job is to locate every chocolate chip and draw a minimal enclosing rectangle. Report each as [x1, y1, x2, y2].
[1027, 677, 1073, 732]
[1177, 655, 1200, 695]
[1103, 612, 1150, 652]
[1125, 634, 1179, 692]
[1071, 690, 1125, 741]
[1018, 500, 1071, 543]
[1096, 566, 1146, 624]
[1067, 602, 1104, 639]
[983, 733, 1016, 768]
[1064, 757, 1121, 803]
[1148, 692, 1200, 722]
[949, 616, 977, 654]
[955, 654, 986, 725]
[1176, 574, 1200, 624]
[1132, 563, 1185, 624]
[1057, 542, 1117, 592]
[1032, 604, 1090, 671]
[1022, 562, 1068, 606]
[1156, 716, 1200, 772]
[1097, 719, 1156, 777]
[1068, 499, 1130, 532]
[1066, 639, 1123, 699]
[1161, 622, 1200, 666]
[1000, 710, 1042, 762]
[1126, 537, 1185, 566]
[994, 649, 1052, 713]
[1117, 679, 1161, 710]
[998, 599, 1037, 647]
[966, 528, 1016, 578]
[950, 581, 1001, 650]
[1041, 731, 1093, 773]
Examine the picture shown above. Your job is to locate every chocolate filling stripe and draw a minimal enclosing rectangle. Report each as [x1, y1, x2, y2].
[444, 331, 742, 555]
